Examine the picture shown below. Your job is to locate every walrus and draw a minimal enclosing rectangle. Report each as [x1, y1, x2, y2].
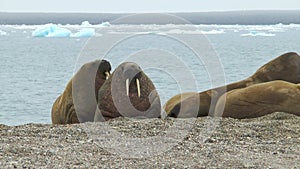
[94, 62, 161, 121]
[51, 60, 111, 124]
[214, 80, 300, 119]
[165, 52, 300, 117]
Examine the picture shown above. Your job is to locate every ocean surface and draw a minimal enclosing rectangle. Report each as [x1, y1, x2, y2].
[1, 23, 300, 126]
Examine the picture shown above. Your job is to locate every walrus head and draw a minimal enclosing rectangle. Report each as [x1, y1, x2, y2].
[71, 59, 112, 123]
[250, 52, 300, 83]
[95, 60, 111, 101]
[95, 62, 161, 121]
[52, 59, 112, 124]
[97, 60, 112, 79]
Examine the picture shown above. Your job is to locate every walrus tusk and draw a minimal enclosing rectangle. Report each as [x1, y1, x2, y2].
[126, 78, 129, 96]
[105, 72, 110, 80]
[136, 78, 141, 98]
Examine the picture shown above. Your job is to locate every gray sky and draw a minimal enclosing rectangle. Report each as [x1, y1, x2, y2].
[1, 0, 300, 13]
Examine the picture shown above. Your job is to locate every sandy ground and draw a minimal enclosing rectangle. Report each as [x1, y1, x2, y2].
[0, 112, 299, 169]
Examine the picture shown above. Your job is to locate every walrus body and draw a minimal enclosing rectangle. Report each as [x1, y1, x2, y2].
[51, 60, 111, 124]
[214, 80, 300, 119]
[165, 52, 300, 117]
[94, 62, 161, 121]
[164, 92, 198, 118]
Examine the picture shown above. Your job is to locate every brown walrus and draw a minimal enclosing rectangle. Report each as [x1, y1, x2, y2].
[214, 80, 300, 119]
[165, 52, 300, 118]
[94, 62, 161, 121]
[51, 60, 111, 124]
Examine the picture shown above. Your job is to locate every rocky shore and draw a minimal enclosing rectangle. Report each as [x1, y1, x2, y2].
[0, 112, 299, 168]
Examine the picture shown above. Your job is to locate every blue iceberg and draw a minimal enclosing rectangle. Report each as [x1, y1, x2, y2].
[31, 21, 110, 38]
[100, 21, 111, 27]
[32, 24, 71, 37]
[70, 28, 95, 38]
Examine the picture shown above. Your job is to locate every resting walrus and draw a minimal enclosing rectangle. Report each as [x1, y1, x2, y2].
[214, 80, 300, 119]
[165, 52, 300, 117]
[94, 62, 161, 121]
[51, 60, 111, 124]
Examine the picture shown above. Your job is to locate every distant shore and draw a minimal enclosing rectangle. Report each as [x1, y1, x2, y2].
[1, 10, 300, 25]
[1, 112, 299, 168]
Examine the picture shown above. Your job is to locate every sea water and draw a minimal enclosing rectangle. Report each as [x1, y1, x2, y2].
[0, 24, 300, 126]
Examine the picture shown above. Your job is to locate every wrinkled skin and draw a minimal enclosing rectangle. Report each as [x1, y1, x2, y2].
[94, 62, 161, 122]
[165, 52, 300, 118]
[51, 60, 111, 124]
[214, 80, 300, 119]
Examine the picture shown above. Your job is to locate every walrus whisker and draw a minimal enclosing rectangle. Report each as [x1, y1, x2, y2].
[136, 78, 141, 98]
[126, 78, 130, 96]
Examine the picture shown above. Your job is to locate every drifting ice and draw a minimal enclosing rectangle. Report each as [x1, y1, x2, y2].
[80, 21, 110, 27]
[32, 24, 71, 37]
[70, 28, 95, 38]
[31, 21, 110, 37]
[81, 21, 92, 27]
[100, 21, 111, 27]
[0, 30, 8, 36]
[241, 31, 276, 37]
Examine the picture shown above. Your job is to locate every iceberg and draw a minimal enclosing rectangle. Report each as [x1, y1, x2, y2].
[32, 24, 71, 37]
[81, 21, 92, 27]
[46, 27, 71, 37]
[70, 28, 95, 38]
[31, 21, 109, 37]
[100, 21, 111, 27]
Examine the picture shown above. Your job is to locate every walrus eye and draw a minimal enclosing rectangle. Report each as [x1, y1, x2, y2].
[105, 71, 110, 80]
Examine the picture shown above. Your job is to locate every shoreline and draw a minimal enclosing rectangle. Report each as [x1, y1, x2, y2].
[1, 112, 299, 168]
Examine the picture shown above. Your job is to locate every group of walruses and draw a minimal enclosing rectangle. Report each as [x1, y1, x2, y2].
[51, 52, 300, 124]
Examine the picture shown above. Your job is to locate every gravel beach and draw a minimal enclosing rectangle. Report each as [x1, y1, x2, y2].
[0, 112, 299, 168]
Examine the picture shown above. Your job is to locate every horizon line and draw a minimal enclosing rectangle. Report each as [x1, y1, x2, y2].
[1, 9, 300, 14]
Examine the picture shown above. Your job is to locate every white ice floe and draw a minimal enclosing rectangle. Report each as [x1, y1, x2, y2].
[81, 21, 92, 27]
[160, 29, 225, 35]
[0, 30, 8, 35]
[200, 29, 225, 34]
[70, 28, 95, 38]
[1, 23, 298, 37]
[241, 31, 276, 37]
[99, 21, 111, 27]
[1, 23, 299, 31]
[65, 21, 111, 28]
[196, 24, 289, 33]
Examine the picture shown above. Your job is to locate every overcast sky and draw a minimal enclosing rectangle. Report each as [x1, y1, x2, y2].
[1, 0, 300, 13]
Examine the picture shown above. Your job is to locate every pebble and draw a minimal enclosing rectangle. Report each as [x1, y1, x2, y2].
[0, 112, 299, 168]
